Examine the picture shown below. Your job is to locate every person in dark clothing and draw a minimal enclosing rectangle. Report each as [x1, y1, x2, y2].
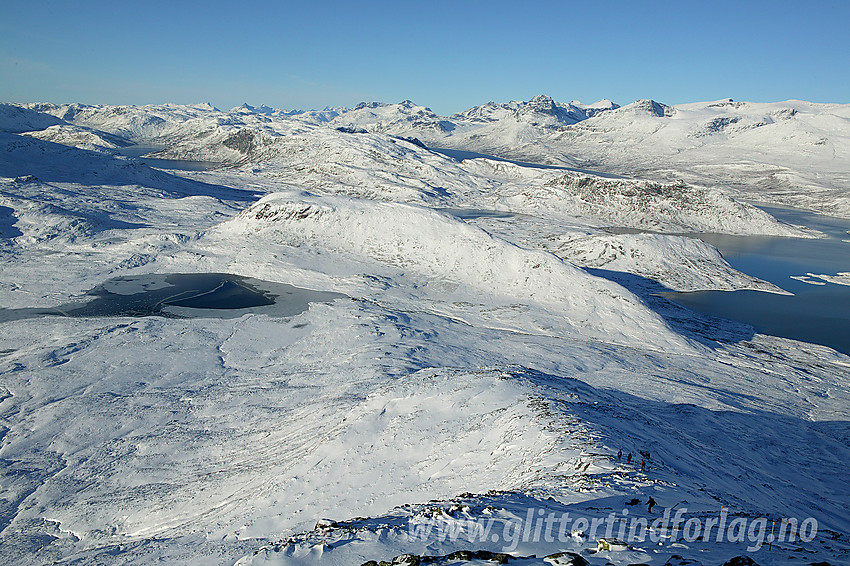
[617, 449, 622, 461]
[627, 452, 632, 464]
[647, 496, 657, 513]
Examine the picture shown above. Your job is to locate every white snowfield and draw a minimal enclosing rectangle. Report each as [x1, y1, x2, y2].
[495, 171, 808, 236]
[330, 96, 850, 219]
[0, 98, 849, 566]
[220, 192, 691, 352]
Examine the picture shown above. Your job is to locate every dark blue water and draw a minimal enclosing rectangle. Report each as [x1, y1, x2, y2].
[663, 207, 850, 354]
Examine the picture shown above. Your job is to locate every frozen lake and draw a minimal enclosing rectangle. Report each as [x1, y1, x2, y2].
[116, 145, 219, 171]
[436, 207, 516, 219]
[0, 273, 346, 321]
[430, 147, 623, 178]
[662, 207, 850, 354]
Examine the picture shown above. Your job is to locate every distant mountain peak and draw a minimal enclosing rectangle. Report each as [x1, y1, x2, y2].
[589, 99, 619, 109]
[528, 94, 556, 105]
[626, 99, 675, 117]
[231, 103, 278, 115]
[516, 94, 584, 125]
[706, 98, 747, 109]
[354, 101, 388, 111]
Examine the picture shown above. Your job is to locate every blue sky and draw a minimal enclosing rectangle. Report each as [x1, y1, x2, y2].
[1, 0, 848, 114]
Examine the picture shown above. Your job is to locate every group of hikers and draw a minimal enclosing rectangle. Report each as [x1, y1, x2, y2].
[616, 449, 656, 512]
[616, 448, 650, 472]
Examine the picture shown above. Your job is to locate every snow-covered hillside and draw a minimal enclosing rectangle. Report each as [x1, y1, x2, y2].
[331, 96, 850, 219]
[219, 192, 691, 351]
[1, 99, 849, 566]
[528, 99, 850, 218]
[24, 93, 847, 219]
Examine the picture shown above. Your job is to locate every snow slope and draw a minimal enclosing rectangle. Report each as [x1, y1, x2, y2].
[17, 95, 850, 223]
[17, 95, 849, 218]
[1, 99, 848, 566]
[495, 171, 808, 236]
[40, 102, 807, 238]
[341, 96, 850, 219]
[225, 94, 849, 219]
[530, 99, 850, 216]
[19, 124, 128, 151]
[219, 192, 691, 351]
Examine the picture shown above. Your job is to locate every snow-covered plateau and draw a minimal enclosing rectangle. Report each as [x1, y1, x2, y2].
[0, 98, 848, 566]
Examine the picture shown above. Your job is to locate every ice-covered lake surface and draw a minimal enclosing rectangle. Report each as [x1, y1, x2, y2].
[430, 147, 624, 178]
[662, 207, 850, 354]
[116, 145, 219, 171]
[0, 273, 346, 321]
[436, 207, 516, 220]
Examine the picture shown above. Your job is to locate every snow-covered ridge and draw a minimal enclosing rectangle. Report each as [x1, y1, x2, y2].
[222, 192, 691, 351]
[0, 133, 211, 193]
[525, 99, 850, 217]
[30, 97, 809, 238]
[20, 124, 129, 150]
[549, 232, 786, 293]
[332, 99, 455, 135]
[501, 171, 811, 236]
[10, 96, 849, 218]
[450, 96, 620, 125]
[0, 102, 66, 133]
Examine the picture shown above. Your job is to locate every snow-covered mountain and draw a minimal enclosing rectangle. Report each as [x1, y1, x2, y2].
[15, 94, 849, 219]
[329, 96, 850, 219]
[1, 97, 849, 566]
[524, 98, 850, 217]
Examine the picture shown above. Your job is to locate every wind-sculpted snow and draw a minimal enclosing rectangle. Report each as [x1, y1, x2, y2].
[0, 309, 578, 561]
[0, 186, 143, 244]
